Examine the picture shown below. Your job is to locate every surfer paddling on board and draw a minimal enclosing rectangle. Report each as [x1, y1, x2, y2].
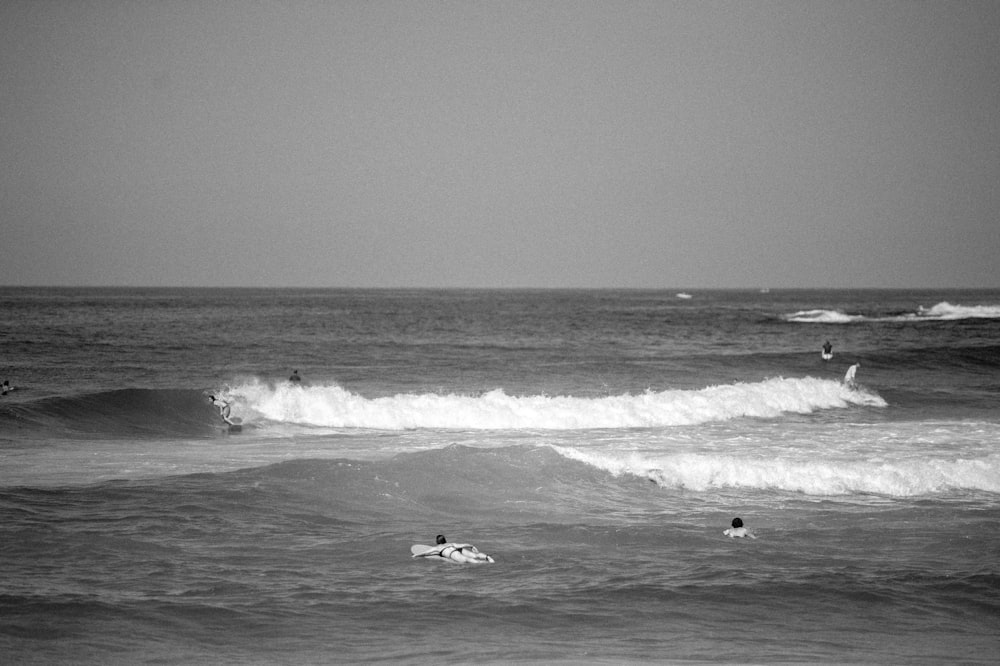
[843, 362, 860, 389]
[411, 534, 495, 564]
[724, 517, 756, 539]
[822, 340, 833, 361]
[288, 370, 302, 383]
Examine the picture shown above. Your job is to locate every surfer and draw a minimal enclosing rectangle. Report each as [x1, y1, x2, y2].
[822, 340, 833, 361]
[412, 535, 495, 563]
[724, 517, 756, 539]
[208, 395, 236, 426]
[289, 370, 302, 383]
[1, 380, 11, 395]
[843, 362, 860, 388]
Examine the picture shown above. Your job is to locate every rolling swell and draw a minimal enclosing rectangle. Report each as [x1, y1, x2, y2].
[0, 446, 630, 525]
[184, 444, 643, 524]
[870, 344, 1000, 375]
[853, 343, 1000, 413]
[0, 389, 219, 439]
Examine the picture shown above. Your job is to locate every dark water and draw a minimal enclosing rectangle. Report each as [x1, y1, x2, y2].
[1, 288, 998, 663]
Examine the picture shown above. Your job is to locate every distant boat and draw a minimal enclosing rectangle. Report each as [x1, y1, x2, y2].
[676, 293, 693, 300]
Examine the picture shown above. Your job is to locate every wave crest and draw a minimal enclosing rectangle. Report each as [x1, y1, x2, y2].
[216, 377, 885, 431]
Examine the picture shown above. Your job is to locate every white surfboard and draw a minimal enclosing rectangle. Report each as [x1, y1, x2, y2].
[411, 543, 495, 564]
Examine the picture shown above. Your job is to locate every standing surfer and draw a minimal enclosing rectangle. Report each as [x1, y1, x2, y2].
[843, 363, 860, 388]
[208, 395, 236, 426]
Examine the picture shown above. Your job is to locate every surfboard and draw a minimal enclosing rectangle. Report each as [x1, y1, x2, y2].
[821, 352, 833, 361]
[411, 543, 495, 564]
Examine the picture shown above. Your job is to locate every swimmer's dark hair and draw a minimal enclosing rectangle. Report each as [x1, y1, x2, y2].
[435, 534, 446, 545]
[731, 517, 743, 528]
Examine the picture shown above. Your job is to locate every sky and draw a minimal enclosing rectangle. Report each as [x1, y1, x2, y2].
[1, 0, 998, 289]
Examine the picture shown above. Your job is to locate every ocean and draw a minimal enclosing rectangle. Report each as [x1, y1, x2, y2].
[1, 287, 998, 664]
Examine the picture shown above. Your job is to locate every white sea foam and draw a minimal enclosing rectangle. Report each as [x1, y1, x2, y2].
[784, 301, 1000, 324]
[915, 301, 1000, 320]
[783, 309, 862, 324]
[217, 376, 885, 431]
[554, 447, 1000, 496]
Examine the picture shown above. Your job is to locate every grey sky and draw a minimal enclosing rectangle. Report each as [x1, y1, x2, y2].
[2, 0, 998, 288]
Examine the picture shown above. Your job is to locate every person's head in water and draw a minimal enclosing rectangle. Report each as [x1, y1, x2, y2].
[435, 535, 446, 545]
[731, 517, 743, 528]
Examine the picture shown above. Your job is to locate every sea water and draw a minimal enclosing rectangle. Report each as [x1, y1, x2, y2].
[1, 288, 998, 664]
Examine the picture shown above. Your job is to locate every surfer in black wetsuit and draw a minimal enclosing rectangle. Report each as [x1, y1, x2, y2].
[822, 340, 833, 360]
[289, 370, 302, 383]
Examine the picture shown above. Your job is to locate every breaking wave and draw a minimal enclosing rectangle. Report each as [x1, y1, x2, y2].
[555, 447, 1000, 497]
[217, 376, 885, 431]
[783, 301, 1000, 324]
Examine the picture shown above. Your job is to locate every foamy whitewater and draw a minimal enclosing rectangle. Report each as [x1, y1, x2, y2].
[227, 375, 884, 430]
[1, 288, 998, 664]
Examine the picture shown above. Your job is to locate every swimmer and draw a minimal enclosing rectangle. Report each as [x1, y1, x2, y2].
[843, 362, 860, 388]
[413, 535, 494, 563]
[724, 517, 756, 539]
[289, 370, 302, 383]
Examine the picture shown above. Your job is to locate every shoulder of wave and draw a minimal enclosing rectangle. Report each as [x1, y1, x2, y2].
[12, 388, 214, 421]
